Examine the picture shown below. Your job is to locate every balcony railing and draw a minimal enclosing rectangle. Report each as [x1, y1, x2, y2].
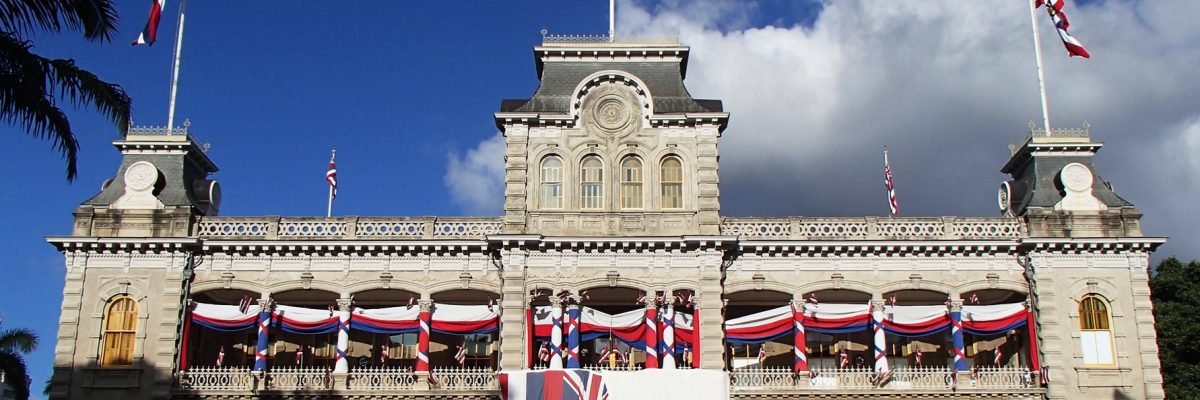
[195, 216, 504, 240]
[266, 366, 332, 390]
[177, 366, 253, 391]
[721, 217, 1025, 240]
[430, 367, 497, 390]
[730, 366, 1036, 391]
[346, 367, 417, 390]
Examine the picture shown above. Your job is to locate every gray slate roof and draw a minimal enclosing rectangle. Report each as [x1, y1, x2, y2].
[500, 61, 722, 114]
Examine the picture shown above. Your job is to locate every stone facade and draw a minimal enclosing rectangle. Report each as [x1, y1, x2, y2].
[45, 37, 1164, 400]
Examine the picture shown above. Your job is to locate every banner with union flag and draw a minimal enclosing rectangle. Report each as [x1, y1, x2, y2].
[500, 369, 727, 400]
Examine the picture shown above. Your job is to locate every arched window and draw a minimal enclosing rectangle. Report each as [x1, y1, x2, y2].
[541, 156, 563, 209]
[101, 296, 138, 366]
[1079, 295, 1115, 365]
[661, 157, 683, 209]
[620, 157, 643, 209]
[580, 156, 604, 209]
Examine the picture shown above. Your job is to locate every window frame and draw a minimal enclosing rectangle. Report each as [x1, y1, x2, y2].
[580, 155, 605, 210]
[1078, 294, 1117, 366]
[100, 295, 139, 367]
[620, 156, 644, 209]
[540, 155, 564, 209]
[660, 156, 684, 210]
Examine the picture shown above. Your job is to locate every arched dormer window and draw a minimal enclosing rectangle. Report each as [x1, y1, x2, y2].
[1079, 295, 1115, 365]
[541, 156, 563, 209]
[620, 157, 643, 209]
[581, 156, 604, 209]
[661, 157, 683, 209]
[101, 295, 138, 366]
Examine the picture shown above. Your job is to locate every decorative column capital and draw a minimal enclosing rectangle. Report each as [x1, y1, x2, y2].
[549, 295, 563, 307]
[257, 298, 272, 309]
[337, 298, 353, 311]
[566, 302, 580, 311]
[950, 301, 963, 311]
[419, 299, 434, 312]
[870, 299, 886, 308]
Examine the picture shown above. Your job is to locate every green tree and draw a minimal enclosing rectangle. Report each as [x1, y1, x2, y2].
[0, 320, 38, 400]
[1151, 257, 1200, 399]
[1, 0, 131, 182]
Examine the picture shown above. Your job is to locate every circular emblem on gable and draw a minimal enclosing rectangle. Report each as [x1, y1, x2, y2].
[124, 161, 159, 191]
[998, 181, 1012, 213]
[581, 83, 640, 139]
[1059, 163, 1093, 192]
[595, 97, 630, 131]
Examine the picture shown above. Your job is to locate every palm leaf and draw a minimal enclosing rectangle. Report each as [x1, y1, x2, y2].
[0, 327, 38, 354]
[0, 350, 31, 400]
[0, 0, 120, 42]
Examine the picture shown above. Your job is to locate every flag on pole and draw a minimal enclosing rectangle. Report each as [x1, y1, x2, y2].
[326, 152, 338, 199]
[380, 349, 389, 365]
[884, 149, 900, 216]
[838, 348, 849, 368]
[216, 346, 225, 366]
[238, 295, 254, 314]
[1037, 0, 1090, 58]
[295, 345, 305, 365]
[132, 0, 167, 46]
[757, 346, 767, 365]
[538, 342, 552, 363]
[455, 340, 468, 365]
[994, 349, 1004, 365]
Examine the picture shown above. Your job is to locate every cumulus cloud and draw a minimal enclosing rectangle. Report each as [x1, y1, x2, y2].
[445, 134, 506, 215]
[447, 0, 1200, 259]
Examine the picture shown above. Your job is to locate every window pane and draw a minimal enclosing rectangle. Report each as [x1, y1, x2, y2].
[582, 157, 603, 209]
[661, 158, 683, 209]
[541, 157, 563, 209]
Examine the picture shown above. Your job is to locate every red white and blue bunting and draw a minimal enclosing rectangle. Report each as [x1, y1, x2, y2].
[190, 302, 500, 336]
[191, 303, 261, 332]
[723, 302, 1029, 345]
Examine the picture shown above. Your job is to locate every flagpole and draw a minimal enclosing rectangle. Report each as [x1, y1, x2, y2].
[609, 0, 615, 42]
[166, 0, 187, 134]
[1028, 0, 1053, 136]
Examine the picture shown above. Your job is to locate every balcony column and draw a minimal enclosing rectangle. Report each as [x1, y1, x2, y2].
[416, 299, 433, 372]
[792, 298, 807, 373]
[870, 299, 888, 373]
[662, 302, 676, 369]
[334, 298, 352, 373]
[692, 296, 701, 369]
[643, 293, 659, 368]
[1024, 299, 1042, 378]
[253, 299, 273, 372]
[566, 298, 581, 368]
[525, 298, 534, 368]
[549, 295, 564, 369]
[950, 301, 969, 372]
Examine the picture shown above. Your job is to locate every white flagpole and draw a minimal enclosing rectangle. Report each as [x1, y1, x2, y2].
[1028, 0, 1053, 136]
[609, 0, 615, 42]
[166, 0, 187, 134]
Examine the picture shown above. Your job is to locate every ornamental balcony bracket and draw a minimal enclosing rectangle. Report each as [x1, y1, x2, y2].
[220, 272, 234, 289]
[460, 272, 473, 289]
[379, 271, 393, 289]
[300, 272, 314, 290]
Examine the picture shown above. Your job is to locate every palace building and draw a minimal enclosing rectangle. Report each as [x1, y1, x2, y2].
[46, 34, 1165, 399]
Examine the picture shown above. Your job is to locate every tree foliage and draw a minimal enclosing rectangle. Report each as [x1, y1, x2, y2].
[0, 0, 131, 181]
[1150, 257, 1200, 399]
[0, 321, 39, 400]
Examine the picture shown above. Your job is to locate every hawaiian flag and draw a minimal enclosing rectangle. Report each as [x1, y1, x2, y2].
[994, 349, 1004, 365]
[216, 346, 225, 366]
[455, 339, 468, 365]
[132, 0, 166, 46]
[326, 155, 338, 199]
[295, 345, 305, 365]
[838, 349, 850, 368]
[1037, 0, 1090, 58]
[380, 349, 388, 365]
[757, 346, 767, 365]
[538, 342, 552, 363]
[501, 369, 609, 400]
[914, 349, 923, 365]
[884, 150, 899, 216]
[238, 295, 254, 314]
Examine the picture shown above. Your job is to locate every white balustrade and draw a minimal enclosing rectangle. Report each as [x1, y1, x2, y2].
[729, 366, 796, 389]
[721, 219, 791, 238]
[952, 219, 1024, 239]
[796, 220, 869, 239]
[430, 367, 497, 390]
[265, 367, 332, 390]
[433, 220, 504, 238]
[356, 220, 427, 237]
[195, 220, 270, 237]
[973, 366, 1033, 389]
[804, 366, 876, 389]
[347, 367, 417, 390]
[722, 217, 1024, 240]
[177, 366, 252, 391]
[876, 220, 944, 238]
[886, 366, 952, 389]
[278, 220, 346, 237]
[581, 363, 640, 372]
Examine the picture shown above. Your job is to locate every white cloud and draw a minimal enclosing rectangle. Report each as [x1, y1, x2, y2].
[448, 0, 1200, 260]
[445, 134, 506, 215]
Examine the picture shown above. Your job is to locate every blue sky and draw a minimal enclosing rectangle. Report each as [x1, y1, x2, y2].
[4, 1, 1198, 397]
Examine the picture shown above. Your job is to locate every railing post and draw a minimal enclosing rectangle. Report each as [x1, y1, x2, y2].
[644, 294, 659, 368]
[566, 300, 581, 368]
[549, 296, 564, 369]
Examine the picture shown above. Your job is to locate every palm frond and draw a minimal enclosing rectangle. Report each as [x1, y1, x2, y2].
[0, 351, 31, 400]
[0, 0, 120, 42]
[49, 57, 130, 133]
[0, 32, 80, 180]
[0, 328, 38, 354]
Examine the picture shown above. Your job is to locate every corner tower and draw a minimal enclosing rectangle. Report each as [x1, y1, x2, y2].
[494, 36, 729, 236]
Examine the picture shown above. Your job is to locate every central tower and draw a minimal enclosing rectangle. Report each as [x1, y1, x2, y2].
[494, 36, 729, 236]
